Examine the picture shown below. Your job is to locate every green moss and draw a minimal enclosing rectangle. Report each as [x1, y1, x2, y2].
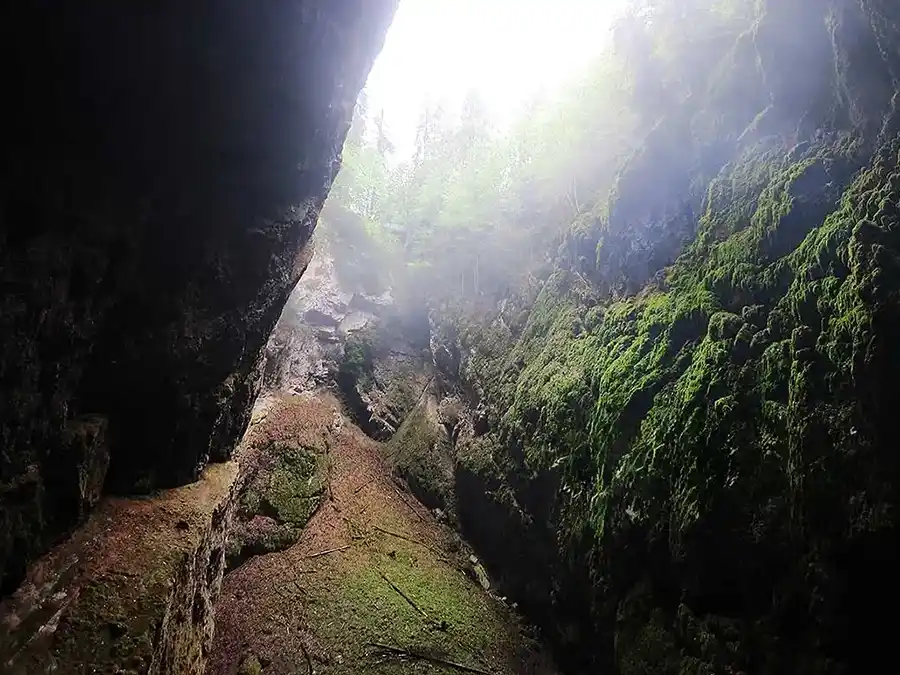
[448, 114, 900, 672]
[340, 327, 377, 390]
[386, 401, 453, 512]
[455, 434, 503, 480]
[263, 443, 327, 527]
[52, 558, 179, 673]
[707, 311, 744, 341]
[229, 441, 327, 565]
[311, 547, 506, 675]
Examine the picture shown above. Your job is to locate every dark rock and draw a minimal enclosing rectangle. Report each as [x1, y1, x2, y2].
[1, 0, 397, 595]
[0, 463, 240, 674]
[60, 416, 110, 520]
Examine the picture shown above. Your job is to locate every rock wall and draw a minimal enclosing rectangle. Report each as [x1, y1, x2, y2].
[262, 237, 393, 394]
[0, 463, 239, 674]
[261, 214, 431, 440]
[422, 2, 900, 673]
[0, 1, 397, 595]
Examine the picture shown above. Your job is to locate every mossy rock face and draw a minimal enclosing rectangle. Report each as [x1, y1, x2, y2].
[337, 320, 433, 441]
[261, 443, 326, 527]
[386, 394, 455, 516]
[1, 463, 238, 674]
[340, 327, 377, 392]
[417, 5, 900, 671]
[51, 572, 172, 673]
[227, 442, 326, 568]
[451, 144, 900, 672]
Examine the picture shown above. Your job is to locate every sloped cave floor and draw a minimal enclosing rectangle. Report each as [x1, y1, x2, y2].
[208, 390, 558, 675]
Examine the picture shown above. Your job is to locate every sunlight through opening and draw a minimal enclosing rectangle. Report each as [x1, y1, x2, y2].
[366, 0, 629, 154]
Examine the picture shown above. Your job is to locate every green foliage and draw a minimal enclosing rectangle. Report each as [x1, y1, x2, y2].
[340, 327, 377, 390]
[325, 53, 640, 311]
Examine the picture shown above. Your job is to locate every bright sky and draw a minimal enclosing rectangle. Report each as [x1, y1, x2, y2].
[365, 0, 628, 155]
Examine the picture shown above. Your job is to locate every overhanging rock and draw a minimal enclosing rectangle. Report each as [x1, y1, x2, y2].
[1, 0, 397, 595]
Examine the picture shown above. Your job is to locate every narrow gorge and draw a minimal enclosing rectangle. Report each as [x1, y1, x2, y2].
[2, 1, 899, 674]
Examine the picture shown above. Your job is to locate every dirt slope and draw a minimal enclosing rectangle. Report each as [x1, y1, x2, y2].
[208, 392, 556, 675]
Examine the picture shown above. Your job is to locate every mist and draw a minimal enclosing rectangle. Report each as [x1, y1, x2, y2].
[2, 0, 891, 672]
[260, 0, 900, 672]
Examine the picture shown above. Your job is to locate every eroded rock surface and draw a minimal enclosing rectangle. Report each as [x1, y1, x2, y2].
[263, 238, 393, 394]
[0, 464, 239, 674]
[263, 227, 432, 440]
[1, 0, 397, 596]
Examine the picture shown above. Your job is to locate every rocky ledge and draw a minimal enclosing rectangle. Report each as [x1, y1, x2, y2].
[0, 463, 239, 675]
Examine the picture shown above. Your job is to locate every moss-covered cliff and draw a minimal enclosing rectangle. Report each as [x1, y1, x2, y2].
[419, 1, 900, 672]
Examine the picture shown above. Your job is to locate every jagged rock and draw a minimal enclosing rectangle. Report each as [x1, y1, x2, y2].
[60, 416, 110, 521]
[339, 310, 372, 333]
[262, 239, 389, 394]
[467, 555, 491, 591]
[348, 289, 394, 314]
[0, 463, 239, 674]
[1, 0, 397, 592]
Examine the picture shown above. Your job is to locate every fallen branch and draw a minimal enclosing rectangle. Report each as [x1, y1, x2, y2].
[380, 572, 428, 618]
[394, 487, 427, 523]
[372, 526, 446, 559]
[368, 642, 493, 675]
[353, 477, 377, 494]
[303, 544, 352, 560]
[372, 525, 427, 547]
[272, 574, 307, 601]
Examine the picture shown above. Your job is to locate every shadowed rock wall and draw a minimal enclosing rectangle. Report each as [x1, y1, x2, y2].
[1, 0, 397, 595]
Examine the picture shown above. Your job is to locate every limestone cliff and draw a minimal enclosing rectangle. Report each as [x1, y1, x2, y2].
[264, 205, 432, 440]
[0, 1, 397, 597]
